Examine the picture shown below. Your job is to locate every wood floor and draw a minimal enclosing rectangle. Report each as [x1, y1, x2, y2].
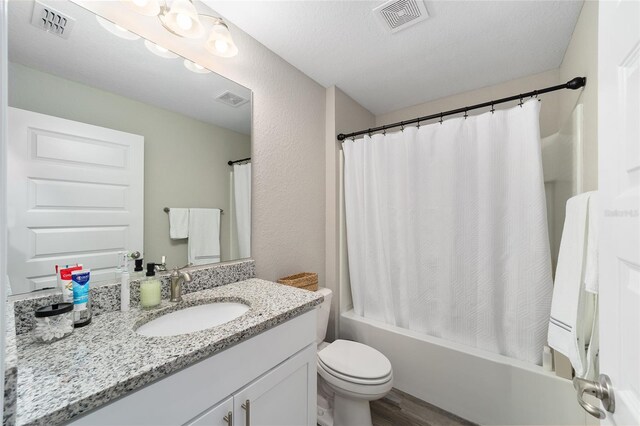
[370, 388, 477, 426]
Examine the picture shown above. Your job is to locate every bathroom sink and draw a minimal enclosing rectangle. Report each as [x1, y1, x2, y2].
[136, 302, 250, 337]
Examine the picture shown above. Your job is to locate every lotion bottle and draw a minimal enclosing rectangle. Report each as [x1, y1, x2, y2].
[140, 262, 161, 309]
[119, 252, 130, 312]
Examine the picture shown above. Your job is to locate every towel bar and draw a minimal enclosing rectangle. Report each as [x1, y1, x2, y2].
[164, 207, 224, 214]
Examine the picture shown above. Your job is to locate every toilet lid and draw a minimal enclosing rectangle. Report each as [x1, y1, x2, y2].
[317, 340, 392, 380]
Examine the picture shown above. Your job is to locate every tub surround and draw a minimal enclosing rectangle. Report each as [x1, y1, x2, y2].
[13, 278, 322, 425]
[10, 260, 256, 335]
[341, 310, 588, 425]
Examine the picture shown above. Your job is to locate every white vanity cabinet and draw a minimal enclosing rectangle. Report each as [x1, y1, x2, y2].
[187, 397, 233, 426]
[187, 346, 313, 426]
[68, 310, 317, 426]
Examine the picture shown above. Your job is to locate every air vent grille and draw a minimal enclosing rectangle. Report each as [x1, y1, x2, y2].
[215, 91, 249, 108]
[374, 0, 428, 34]
[30, 1, 75, 39]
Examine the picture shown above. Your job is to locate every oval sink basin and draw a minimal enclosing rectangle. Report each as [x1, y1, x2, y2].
[136, 302, 250, 337]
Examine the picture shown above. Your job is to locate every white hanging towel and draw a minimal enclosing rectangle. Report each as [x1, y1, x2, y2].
[548, 191, 599, 379]
[188, 208, 221, 265]
[169, 208, 189, 239]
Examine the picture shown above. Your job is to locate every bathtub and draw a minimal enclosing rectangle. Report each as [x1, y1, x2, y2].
[340, 309, 591, 426]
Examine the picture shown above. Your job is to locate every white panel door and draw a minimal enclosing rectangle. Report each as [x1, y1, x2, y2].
[598, 0, 640, 424]
[234, 345, 316, 426]
[7, 107, 143, 293]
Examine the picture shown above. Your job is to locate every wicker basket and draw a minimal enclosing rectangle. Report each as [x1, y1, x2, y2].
[277, 272, 318, 292]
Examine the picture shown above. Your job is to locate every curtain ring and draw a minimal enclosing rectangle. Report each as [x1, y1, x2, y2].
[400, 121, 405, 132]
[417, 118, 421, 129]
[490, 102, 495, 114]
[368, 128, 372, 137]
[519, 95, 524, 107]
[464, 108, 468, 119]
[439, 113, 443, 125]
[383, 128, 386, 135]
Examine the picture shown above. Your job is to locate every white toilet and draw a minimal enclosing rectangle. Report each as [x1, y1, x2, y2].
[315, 288, 393, 426]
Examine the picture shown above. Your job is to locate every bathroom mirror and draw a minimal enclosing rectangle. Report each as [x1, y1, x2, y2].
[6, 0, 252, 295]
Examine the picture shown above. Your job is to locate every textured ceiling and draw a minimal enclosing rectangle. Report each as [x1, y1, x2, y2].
[8, 0, 251, 134]
[209, 0, 583, 115]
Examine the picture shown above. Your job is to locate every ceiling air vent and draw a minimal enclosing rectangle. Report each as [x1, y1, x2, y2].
[30, 0, 76, 39]
[215, 91, 249, 108]
[373, 0, 429, 34]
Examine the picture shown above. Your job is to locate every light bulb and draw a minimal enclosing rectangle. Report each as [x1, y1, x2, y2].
[194, 63, 204, 70]
[215, 40, 229, 53]
[155, 44, 168, 53]
[176, 13, 193, 30]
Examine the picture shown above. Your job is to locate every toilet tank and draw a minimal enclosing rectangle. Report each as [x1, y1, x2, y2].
[316, 288, 333, 345]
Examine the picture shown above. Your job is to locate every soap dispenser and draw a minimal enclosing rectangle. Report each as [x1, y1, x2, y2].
[140, 262, 161, 309]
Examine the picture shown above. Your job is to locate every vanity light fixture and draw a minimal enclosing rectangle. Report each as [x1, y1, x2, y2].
[125, 0, 161, 17]
[144, 39, 179, 58]
[184, 59, 211, 74]
[122, 0, 238, 57]
[96, 16, 140, 40]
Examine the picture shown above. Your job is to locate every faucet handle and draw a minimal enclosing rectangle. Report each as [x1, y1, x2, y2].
[154, 256, 167, 272]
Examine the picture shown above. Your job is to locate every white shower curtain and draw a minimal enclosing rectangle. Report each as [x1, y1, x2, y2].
[343, 100, 553, 364]
[233, 163, 251, 259]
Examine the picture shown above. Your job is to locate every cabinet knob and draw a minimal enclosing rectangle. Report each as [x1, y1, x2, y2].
[241, 399, 251, 425]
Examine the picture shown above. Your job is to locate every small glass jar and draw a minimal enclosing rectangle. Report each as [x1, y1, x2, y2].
[33, 303, 74, 343]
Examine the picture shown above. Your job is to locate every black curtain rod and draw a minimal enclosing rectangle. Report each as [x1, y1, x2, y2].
[228, 157, 251, 166]
[337, 76, 586, 141]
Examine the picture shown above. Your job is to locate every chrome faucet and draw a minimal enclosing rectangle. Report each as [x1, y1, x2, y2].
[169, 266, 192, 302]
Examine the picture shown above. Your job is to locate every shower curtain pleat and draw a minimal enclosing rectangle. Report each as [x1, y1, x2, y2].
[343, 100, 553, 364]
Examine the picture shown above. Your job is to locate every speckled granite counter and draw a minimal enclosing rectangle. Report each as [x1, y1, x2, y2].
[14, 279, 323, 426]
[4, 300, 18, 426]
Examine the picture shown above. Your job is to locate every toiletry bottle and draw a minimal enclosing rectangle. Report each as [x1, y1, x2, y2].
[140, 262, 161, 309]
[59, 264, 82, 303]
[120, 252, 130, 312]
[132, 258, 145, 279]
[71, 269, 92, 327]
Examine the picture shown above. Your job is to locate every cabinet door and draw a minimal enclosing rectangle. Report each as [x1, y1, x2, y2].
[234, 345, 316, 426]
[185, 397, 234, 426]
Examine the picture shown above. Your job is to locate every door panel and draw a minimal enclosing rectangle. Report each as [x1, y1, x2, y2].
[185, 397, 233, 426]
[234, 345, 316, 426]
[598, 1, 640, 424]
[7, 107, 143, 292]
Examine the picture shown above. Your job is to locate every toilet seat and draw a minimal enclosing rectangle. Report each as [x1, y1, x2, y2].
[317, 361, 393, 399]
[317, 358, 391, 385]
[318, 340, 392, 379]
[317, 340, 393, 388]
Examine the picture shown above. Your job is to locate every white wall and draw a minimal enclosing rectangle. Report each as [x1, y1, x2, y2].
[376, 68, 563, 138]
[77, 1, 328, 285]
[185, 2, 328, 285]
[559, 0, 598, 192]
[325, 86, 375, 341]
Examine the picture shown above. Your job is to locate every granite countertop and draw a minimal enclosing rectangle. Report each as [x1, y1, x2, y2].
[15, 279, 323, 426]
[4, 300, 18, 426]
